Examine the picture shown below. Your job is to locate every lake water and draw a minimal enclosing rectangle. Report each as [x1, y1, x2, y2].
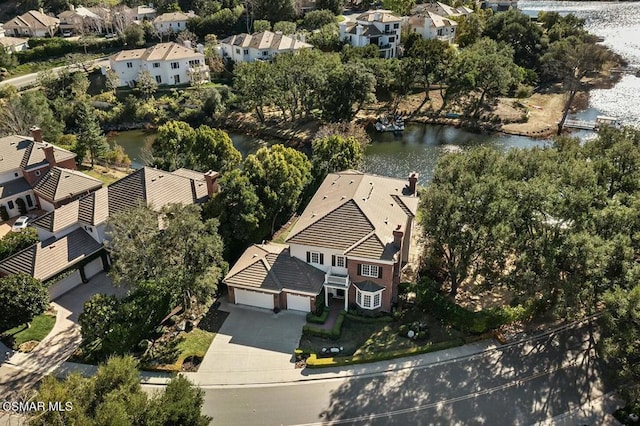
[112, 1, 640, 181]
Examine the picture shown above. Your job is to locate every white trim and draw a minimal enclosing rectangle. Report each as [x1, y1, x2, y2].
[224, 283, 280, 294]
[347, 255, 394, 265]
[281, 288, 319, 297]
[355, 287, 384, 310]
[361, 264, 379, 278]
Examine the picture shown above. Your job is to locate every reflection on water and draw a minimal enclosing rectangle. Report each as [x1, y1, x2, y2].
[521, 1, 640, 127]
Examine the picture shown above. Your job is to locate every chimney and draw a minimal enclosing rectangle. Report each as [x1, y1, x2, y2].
[374, 12, 381, 21]
[356, 24, 363, 36]
[204, 170, 220, 196]
[30, 126, 43, 143]
[183, 39, 192, 49]
[43, 144, 56, 167]
[393, 224, 403, 248]
[408, 172, 418, 195]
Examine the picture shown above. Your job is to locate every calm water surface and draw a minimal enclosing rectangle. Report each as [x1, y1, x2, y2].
[112, 1, 640, 181]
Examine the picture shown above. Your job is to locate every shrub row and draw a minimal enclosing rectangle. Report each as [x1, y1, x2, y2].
[15, 38, 122, 63]
[302, 310, 346, 340]
[305, 338, 465, 368]
[344, 312, 394, 323]
[427, 292, 530, 334]
[306, 307, 330, 324]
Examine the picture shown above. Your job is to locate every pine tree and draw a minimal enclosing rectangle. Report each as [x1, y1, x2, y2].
[75, 103, 109, 168]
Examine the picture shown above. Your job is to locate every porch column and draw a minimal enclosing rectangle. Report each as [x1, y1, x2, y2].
[344, 287, 348, 311]
[324, 286, 329, 308]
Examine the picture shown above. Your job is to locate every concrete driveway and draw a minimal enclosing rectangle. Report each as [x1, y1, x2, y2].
[190, 300, 307, 385]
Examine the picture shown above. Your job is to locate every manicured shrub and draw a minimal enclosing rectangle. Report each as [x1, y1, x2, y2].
[306, 307, 329, 324]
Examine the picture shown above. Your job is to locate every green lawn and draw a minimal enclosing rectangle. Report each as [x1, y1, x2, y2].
[1, 312, 56, 351]
[299, 313, 464, 357]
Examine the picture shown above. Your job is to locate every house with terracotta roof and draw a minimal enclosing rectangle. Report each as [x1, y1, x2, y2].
[0, 128, 77, 219]
[153, 11, 196, 35]
[219, 31, 313, 63]
[405, 11, 458, 43]
[109, 42, 209, 87]
[3, 9, 60, 38]
[339, 10, 402, 59]
[0, 166, 220, 299]
[224, 170, 419, 313]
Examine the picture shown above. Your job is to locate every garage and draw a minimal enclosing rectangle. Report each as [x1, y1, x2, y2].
[234, 288, 274, 310]
[287, 293, 311, 312]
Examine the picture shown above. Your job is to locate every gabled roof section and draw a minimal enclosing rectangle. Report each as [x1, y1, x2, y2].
[356, 9, 401, 23]
[286, 170, 418, 260]
[110, 42, 202, 63]
[224, 243, 325, 295]
[0, 228, 102, 281]
[33, 167, 103, 203]
[4, 10, 59, 30]
[0, 135, 75, 174]
[221, 31, 313, 51]
[153, 11, 194, 23]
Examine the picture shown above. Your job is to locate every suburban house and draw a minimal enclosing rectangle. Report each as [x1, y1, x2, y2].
[57, 5, 106, 35]
[132, 4, 157, 21]
[0, 24, 28, 53]
[479, 0, 518, 11]
[0, 128, 77, 219]
[32, 167, 103, 211]
[339, 10, 402, 59]
[153, 11, 195, 35]
[405, 11, 457, 43]
[109, 42, 209, 87]
[224, 170, 420, 313]
[0, 166, 220, 299]
[219, 31, 313, 63]
[412, 2, 473, 18]
[3, 10, 60, 38]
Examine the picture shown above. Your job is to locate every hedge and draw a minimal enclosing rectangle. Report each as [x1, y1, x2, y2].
[345, 312, 394, 323]
[306, 307, 330, 324]
[15, 38, 122, 63]
[305, 338, 465, 368]
[302, 310, 346, 340]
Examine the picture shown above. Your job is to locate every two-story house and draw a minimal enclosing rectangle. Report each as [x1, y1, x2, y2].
[223, 170, 419, 313]
[3, 9, 60, 38]
[57, 5, 106, 36]
[109, 42, 209, 87]
[405, 11, 458, 43]
[0, 24, 28, 53]
[219, 31, 313, 63]
[153, 11, 195, 36]
[0, 128, 78, 219]
[339, 10, 402, 59]
[412, 2, 473, 18]
[0, 166, 220, 299]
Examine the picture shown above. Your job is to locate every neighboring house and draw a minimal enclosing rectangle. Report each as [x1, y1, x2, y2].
[109, 42, 209, 87]
[0, 166, 220, 299]
[0, 34, 29, 53]
[32, 167, 103, 211]
[339, 10, 402, 59]
[3, 10, 60, 38]
[219, 31, 313, 63]
[479, 0, 518, 12]
[153, 11, 195, 35]
[225, 170, 420, 313]
[412, 2, 473, 18]
[57, 5, 106, 35]
[405, 11, 457, 43]
[133, 4, 157, 21]
[0, 128, 77, 219]
[223, 243, 326, 312]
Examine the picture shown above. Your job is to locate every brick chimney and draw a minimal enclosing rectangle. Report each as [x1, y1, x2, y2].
[43, 143, 56, 167]
[204, 170, 220, 196]
[393, 224, 403, 249]
[30, 126, 43, 143]
[408, 172, 418, 195]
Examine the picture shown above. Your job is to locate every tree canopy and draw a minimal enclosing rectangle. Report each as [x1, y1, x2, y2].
[0, 273, 49, 331]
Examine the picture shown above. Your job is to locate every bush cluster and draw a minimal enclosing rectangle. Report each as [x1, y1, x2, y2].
[16, 37, 121, 63]
[302, 310, 346, 339]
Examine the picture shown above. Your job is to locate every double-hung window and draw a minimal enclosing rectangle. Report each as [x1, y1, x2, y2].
[361, 264, 379, 278]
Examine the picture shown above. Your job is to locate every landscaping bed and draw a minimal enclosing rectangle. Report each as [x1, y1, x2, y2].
[0, 309, 56, 352]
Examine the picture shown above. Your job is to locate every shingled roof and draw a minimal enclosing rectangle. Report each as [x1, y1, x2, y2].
[0, 228, 102, 281]
[0, 135, 76, 174]
[221, 31, 312, 51]
[4, 10, 59, 31]
[224, 243, 325, 295]
[33, 167, 103, 203]
[109, 42, 202, 63]
[31, 166, 210, 234]
[286, 171, 419, 261]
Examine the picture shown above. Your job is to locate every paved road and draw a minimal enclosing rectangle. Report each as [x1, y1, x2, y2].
[201, 322, 614, 425]
[0, 58, 109, 90]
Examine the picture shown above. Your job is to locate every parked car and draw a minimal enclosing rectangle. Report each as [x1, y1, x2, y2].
[62, 30, 73, 37]
[104, 33, 117, 39]
[11, 216, 29, 232]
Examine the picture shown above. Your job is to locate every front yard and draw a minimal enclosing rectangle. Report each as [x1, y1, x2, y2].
[299, 310, 464, 358]
[1, 309, 56, 352]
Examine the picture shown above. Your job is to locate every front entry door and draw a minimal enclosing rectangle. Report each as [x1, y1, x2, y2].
[336, 289, 345, 298]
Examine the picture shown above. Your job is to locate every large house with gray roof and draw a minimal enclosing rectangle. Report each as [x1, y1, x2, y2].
[0, 166, 220, 299]
[219, 31, 312, 63]
[339, 10, 402, 59]
[224, 170, 419, 313]
[0, 128, 78, 219]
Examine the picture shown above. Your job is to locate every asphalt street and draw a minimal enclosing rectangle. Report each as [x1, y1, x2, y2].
[0, 58, 109, 90]
[201, 322, 612, 425]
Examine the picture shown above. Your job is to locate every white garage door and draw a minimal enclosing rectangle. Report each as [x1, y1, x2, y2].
[287, 293, 311, 312]
[234, 289, 274, 310]
[84, 257, 104, 279]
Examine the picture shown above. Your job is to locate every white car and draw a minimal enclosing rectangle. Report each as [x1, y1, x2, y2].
[11, 216, 29, 232]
